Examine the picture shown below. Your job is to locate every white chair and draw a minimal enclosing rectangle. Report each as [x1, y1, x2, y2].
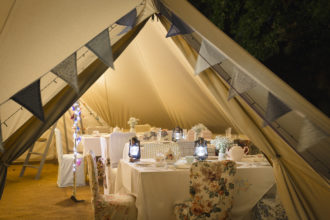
[201, 130, 213, 140]
[86, 126, 112, 134]
[102, 132, 135, 194]
[134, 124, 151, 133]
[55, 128, 85, 187]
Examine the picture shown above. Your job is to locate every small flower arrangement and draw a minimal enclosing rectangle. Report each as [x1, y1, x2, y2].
[211, 136, 232, 153]
[191, 123, 207, 136]
[161, 129, 168, 137]
[127, 117, 139, 128]
[165, 148, 176, 161]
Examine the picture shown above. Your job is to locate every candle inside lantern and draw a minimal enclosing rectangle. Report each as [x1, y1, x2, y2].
[194, 137, 208, 160]
[128, 137, 140, 161]
[172, 126, 183, 142]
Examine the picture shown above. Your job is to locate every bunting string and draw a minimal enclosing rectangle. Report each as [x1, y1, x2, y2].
[158, 6, 316, 151]
[0, 0, 147, 128]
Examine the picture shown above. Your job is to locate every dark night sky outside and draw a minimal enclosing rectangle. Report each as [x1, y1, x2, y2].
[188, 0, 330, 117]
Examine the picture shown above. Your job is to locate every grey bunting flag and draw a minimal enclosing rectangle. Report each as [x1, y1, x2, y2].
[51, 53, 79, 93]
[195, 39, 226, 75]
[0, 120, 3, 153]
[11, 79, 45, 122]
[263, 93, 291, 127]
[166, 14, 193, 38]
[297, 118, 327, 152]
[228, 67, 257, 100]
[116, 8, 137, 35]
[86, 29, 114, 69]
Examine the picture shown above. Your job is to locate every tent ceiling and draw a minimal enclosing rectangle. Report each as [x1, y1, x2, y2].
[82, 20, 233, 132]
[0, 0, 142, 103]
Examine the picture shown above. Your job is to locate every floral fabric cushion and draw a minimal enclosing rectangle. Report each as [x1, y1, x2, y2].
[86, 154, 137, 220]
[174, 160, 236, 220]
[252, 197, 288, 220]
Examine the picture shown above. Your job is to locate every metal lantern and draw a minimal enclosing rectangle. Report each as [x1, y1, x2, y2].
[128, 137, 141, 160]
[172, 126, 183, 142]
[194, 137, 208, 160]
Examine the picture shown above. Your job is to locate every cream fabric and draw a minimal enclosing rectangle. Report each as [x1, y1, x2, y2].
[81, 20, 233, 133]
[0, 0, 149, 103]
[55, 128, 85, 187]
[115, 159, 275, 220]
[107, 132, 136, 168]
[157, 2, 330, 218]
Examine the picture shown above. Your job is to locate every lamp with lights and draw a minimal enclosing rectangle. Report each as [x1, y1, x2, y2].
[194, 137, 208, 160]
[172, 126, 183, 142]
[128, 137, 141, 162]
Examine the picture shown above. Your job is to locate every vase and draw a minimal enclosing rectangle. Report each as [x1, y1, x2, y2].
[130, 127, 135, 133]
[218, 152, 226, 161]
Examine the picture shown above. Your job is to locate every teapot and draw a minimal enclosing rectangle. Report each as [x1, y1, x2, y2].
[227, 144, 249, 161]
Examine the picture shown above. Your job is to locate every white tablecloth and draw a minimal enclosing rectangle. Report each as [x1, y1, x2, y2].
[82, 134, 109, 156]
[115, 156, 275, 220]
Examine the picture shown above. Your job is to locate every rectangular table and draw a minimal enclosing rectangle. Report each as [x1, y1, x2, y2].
[82, 134, 109, 156]
[115, 156, 275, 220]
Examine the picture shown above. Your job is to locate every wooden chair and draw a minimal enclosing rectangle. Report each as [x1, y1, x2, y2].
[86, 152, 137, 220]
[174, 160, 237, 220]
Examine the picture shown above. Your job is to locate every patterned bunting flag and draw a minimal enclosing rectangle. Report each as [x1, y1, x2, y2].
[51, 53, 79, 93]
[166, 14, 193, 38]
[0, 120, 3, 153]
[263, 93, 291, 127]
[11, 79, 45, 122]
[195, 39, 226, 75]
[86, 29, 114, 69]
[116, 8, 137, 35]
[228, 68, 257, 100]
[297, 118, 327, 152]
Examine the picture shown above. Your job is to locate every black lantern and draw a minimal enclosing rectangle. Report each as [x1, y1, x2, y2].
[172, 126, 183, 142]
[194, 137, 208, 160]
[128, 137, 141, 161]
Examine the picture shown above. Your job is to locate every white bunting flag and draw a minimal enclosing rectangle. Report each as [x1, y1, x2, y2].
[228, 68, 257, 100]
[195, 39, 226, 75]
[297, 118, 327, 152]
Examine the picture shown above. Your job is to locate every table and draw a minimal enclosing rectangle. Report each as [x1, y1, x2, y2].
[82, 134, 109, 156]
[115, 156, 275, 220]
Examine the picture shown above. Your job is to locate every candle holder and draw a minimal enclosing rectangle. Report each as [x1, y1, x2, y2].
[194, 137, 208, 160]
[128, 137, 141, 162]
[172, 126, 183, 142]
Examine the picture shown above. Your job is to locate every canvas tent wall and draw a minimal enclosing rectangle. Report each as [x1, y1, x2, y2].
[0, 0, 329, 219]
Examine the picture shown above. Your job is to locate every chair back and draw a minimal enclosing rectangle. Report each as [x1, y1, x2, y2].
[108, 132, 135, 168]
[201, 130, 213, 140]
[187, 129, 195, 141]
[86, 152, 99, 200]
[189, 160, 237, 219]
[54, 128, 63, 164]
[135, 124, 151, 133]
[177, 140, 195, 157]
[141, 142, 180, 159]
[86, 126, 112, 134]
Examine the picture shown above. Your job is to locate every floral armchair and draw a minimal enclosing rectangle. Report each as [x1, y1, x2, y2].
[86, 153, 137, 220]
[174, 160, 237, 220]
